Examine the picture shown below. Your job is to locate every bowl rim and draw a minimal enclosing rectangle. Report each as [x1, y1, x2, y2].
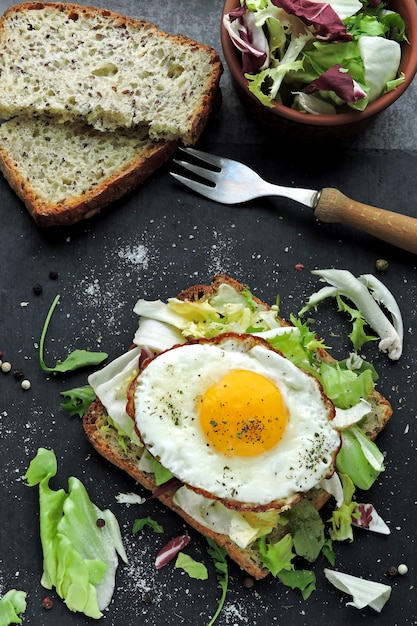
[221, 0, 417, 128]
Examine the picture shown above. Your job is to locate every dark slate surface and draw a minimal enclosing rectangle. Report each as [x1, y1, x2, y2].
[1, 1, 417, 625]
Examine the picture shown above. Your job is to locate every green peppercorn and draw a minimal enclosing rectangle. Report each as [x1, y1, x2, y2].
[376, 259, 389, 273]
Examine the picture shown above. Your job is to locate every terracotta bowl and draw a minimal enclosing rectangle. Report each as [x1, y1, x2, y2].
[221, 0, 417, 142]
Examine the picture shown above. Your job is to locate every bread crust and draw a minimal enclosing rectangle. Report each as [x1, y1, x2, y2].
[82, 274, 393, 579]
[0, 130, 178, 227]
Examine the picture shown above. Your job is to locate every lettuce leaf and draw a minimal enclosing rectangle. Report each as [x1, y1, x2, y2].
[320, 361, 374, 409]
[0, 590, 27, 626]
[257, 533, 295, 576]
[25, 448, 127, 619]
[336, 425, 385, 489]
[174, 553, 208, 580]
[267, 314, 326, 374]
[328, 473, 358, 541]
[257, 533, 316, 599]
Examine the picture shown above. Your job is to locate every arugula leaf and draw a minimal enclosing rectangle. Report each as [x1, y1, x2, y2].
[206, 538, 228, 626]
[132, 517, 164, 534]
[61, 385, 96, 418]
[281, 499, 325, 563]
[277, 568, 316, 600]
[175, 553, 208, 580]
[321, 538, 336, 566]
[39, 295, 108, 373]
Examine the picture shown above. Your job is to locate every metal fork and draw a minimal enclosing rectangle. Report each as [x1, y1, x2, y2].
[171, 147, 417, 255]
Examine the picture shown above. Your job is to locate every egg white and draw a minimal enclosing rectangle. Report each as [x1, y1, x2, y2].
[134, 336, 340, 508]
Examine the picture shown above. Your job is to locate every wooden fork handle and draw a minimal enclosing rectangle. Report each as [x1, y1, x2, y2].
[314, 187, 417, 255]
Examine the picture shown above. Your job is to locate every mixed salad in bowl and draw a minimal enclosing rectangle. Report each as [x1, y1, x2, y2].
[223, 0, 407, 114]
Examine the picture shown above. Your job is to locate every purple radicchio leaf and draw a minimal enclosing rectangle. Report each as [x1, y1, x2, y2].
[272, 0, 352, 42]
[155, 535, 191, 570]
[224, 8, 269, 73]
[150, 477, 183, 500]
[305, 64, 367, 102]
[352, 503, 390, 535]
[139, 346, 155, 371]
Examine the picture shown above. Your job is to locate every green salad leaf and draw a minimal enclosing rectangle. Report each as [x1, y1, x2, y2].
[206, 538, 228, 626]
[268, 314, 327, 374]
[281, 499, 325, 563]
[0, 590, 27, 626]
[132, 517, 164, 534]
[277, 568, 316, 601]
[175, 553, 209, 580]
[320, 361, 374, 409]
[25, 448, 127, 619]
[336, 425, 385, 490]
[257, 533, 316, 600]
[328, 473, 358, 542]
[148, 455, 174, 486]
[257, 533, 295, 577]
[60, 385, 96, 417]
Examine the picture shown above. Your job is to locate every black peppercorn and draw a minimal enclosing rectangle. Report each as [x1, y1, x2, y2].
[33, 283, 43, 295]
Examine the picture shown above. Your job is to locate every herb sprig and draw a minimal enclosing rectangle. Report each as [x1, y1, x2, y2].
[39, 295, 108, 373]
[206, 538, 228, 626]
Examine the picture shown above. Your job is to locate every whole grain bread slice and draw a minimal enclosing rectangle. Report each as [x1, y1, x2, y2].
[0, 117, 177, 227]
[83, 274, 393, 579]
[0, 2, 223, 144]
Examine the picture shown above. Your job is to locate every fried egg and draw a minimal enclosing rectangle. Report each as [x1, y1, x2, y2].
[134, 334, 340, 510]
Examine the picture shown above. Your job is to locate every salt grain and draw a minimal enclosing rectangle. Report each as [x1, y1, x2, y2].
[117, 244, 150, 269]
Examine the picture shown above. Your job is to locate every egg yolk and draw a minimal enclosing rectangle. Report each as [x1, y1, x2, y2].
[198, 369, 288, 457]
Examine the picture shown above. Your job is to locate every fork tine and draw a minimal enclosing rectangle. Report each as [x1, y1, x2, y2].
[170, 172, 230, 203]
[173, 158, 218, 184]
[179, 146, 225, 169]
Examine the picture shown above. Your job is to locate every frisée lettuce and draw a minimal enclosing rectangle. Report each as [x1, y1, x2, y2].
[224, 0, 406, 113]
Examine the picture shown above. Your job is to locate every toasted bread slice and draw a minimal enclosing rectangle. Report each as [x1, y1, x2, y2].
[0, 117, 177, 227]
[83, 274, 393, 579]
[0, 2, 223, 144]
